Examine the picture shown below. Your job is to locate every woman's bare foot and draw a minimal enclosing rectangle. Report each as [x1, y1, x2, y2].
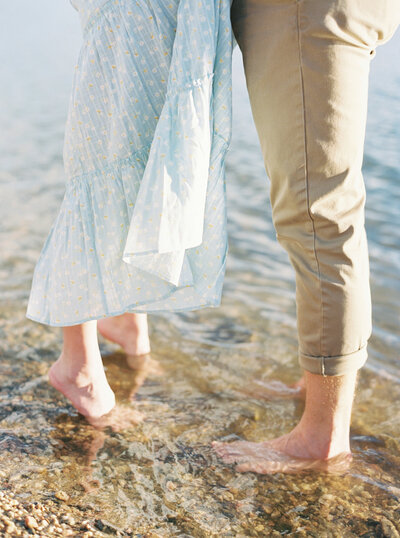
[98, 313, 150, 356]
[86, 404, 144, 430]
[48, 351, 115, 420]
[243, 376, 306, 400]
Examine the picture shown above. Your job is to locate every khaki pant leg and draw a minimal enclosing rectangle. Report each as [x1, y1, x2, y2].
[231, 0, 400, 375]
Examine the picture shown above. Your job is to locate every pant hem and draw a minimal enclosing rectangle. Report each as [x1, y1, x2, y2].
[299, 345, 368, 376]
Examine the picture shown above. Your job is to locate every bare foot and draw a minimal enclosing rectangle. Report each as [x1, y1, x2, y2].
[215, 370, 358, 474]
[98, 313, 150, 356]
[243, 376, 306, 401]
[212, 418, 352, 474]
[48, 353, 116, 420]
[212, 425, 352, 474]
[86, 404, 144, 430]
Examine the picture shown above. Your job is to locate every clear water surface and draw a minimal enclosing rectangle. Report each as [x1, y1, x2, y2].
[0, 1, 399, 535]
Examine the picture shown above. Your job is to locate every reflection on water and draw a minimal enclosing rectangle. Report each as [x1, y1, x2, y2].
[0, 1, 399, 535]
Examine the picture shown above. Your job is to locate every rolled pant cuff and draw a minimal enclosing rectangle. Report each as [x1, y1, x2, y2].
[298, 345, 368, 376]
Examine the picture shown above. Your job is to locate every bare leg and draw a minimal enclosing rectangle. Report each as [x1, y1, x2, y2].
[213, 370, 357, 473]
[97, 313, 150, 356]
[48, 321, 115, 419]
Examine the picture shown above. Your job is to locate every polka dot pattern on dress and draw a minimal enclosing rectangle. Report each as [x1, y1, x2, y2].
[26, 0, 234, 326]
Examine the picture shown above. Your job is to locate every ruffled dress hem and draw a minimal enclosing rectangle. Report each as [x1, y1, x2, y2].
[26, 0, 233, 326]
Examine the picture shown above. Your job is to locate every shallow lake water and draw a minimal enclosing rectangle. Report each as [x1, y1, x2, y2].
[0, 1, 400, 536]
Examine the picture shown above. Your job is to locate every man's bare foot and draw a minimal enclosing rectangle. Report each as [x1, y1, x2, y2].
[212, 420, 352, 474]
[48, 353, 116, 420]
[212, 434, 352, 474]
[213, 370, 358, 474]
[243, 376, 306, 401]
[98, 313, 150, 356]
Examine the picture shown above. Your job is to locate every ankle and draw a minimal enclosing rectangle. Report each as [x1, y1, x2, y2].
[297, 371, 356, 458]
[56, 351, 102, 380]
[121, 313, 147, 329]
[293, 419, 350, 459]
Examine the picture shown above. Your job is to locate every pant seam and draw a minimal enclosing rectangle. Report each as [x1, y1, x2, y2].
[300, 342, 368, 360]
[295, 0, 325, 366]
[299, 345, 368, 376]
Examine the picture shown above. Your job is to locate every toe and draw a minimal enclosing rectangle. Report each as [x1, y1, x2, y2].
[220, 453, 243, 464]
[236, 459, 290, 474]
[236, 460, 270, 474]
[213, 445, 226, 457]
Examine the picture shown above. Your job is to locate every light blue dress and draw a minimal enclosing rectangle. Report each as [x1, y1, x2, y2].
[26, 0, 233, 326]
